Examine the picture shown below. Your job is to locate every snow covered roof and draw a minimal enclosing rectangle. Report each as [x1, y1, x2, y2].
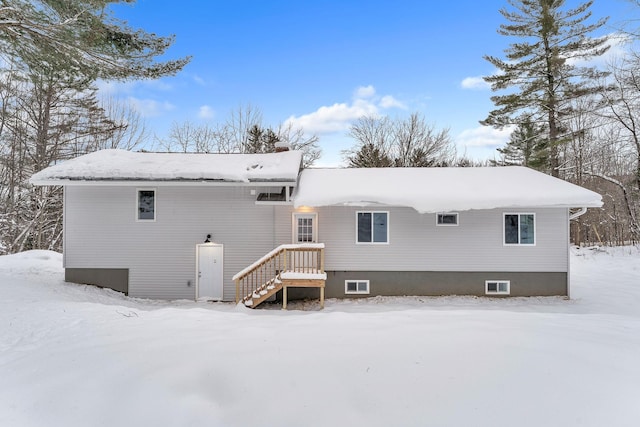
[293, 167, 602, 212]
[30, 149, 303, 184]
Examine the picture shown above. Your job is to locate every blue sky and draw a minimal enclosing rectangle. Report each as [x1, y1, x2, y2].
[103, 0, 635, 166]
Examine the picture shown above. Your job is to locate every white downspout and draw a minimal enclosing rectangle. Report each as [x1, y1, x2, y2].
[569, 207, 587, 220]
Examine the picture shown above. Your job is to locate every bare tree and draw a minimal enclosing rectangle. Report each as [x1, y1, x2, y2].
[97, 96, 149, 151]
[275, 121, 321, 167]
[222, 104, 264, 153]
[0, 64, 142, 253]
[344, 113, 455, 167]
[157, 121, 210, 153]
[156, 105, 322, 166]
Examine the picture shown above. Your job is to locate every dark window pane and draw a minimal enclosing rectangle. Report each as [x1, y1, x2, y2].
[346, 281, 357, 292]
[520, 214, 535, 244]
[438, 213, 457, 225]
[487, 282, 497, 292]
[357, 213, 372, 242]
[373, 212, 388, 242]
[504, 214, 519, 244]
[138, 190, 155, 220]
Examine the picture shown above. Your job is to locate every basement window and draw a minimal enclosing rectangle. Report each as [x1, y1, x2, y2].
[437, 212, 459, 226]
[345, 280, 370, 295]
[485, 280, 510, 295]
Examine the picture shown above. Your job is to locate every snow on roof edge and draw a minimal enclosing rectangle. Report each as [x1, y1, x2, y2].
[30, 149, 303, 185]
[292, 167, 603, 212]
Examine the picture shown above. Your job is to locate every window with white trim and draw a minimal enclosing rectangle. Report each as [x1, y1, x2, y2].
[293, 213, 317, 243]
[504, 213, 535, 245]
[345, 280, 370, 295]
[356, 211, 388, 243]
[485, 280, 510, 295]
[437, 212, 459, 226]
[137, 189, 156, 221]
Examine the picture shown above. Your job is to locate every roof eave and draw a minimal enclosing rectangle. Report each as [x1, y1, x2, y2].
[30, 178, 298, 187]
[292, 201, 604, 211]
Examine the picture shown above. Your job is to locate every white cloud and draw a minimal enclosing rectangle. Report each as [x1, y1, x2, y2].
[354, 85, 376, 99]
[286, 86, 407, 134]
[379, 95, 407, 109]
[127, 97, 175, 118]
[456, 125, 514, 149]
[285, 100, 379, 134]
[461, 76, 490, 90]
[198, 105, 215, 120]
[193, 75, 206, 86]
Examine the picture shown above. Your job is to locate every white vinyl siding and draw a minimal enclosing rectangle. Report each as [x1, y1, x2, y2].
[276, 206, 568, 273]
[65, 186, 570, 301]
[65, 186, 279, 300]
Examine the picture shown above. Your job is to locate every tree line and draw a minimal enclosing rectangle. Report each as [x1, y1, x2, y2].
[0, 0, 187, 254]
[482, 0, 640, 246]
[344, 0, 640, 246]
[2, 0, 639, 253]
[0, 1, 321, 254]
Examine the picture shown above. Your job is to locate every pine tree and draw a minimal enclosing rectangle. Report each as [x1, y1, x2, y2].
[496, 117, 546, 168]
[0, 0, 190, 80]
[347, 143, 393, 168]
[482, 0, 610, 177]
[244, 125, 281, 154]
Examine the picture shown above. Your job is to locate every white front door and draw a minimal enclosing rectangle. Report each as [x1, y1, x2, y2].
[293, 213, 318, 243]
[196, 244, 223, 300]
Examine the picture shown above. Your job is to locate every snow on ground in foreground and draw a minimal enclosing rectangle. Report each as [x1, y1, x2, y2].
[1, 248, 639, 427]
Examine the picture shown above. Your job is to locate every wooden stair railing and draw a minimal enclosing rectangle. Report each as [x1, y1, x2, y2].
[233, 243, 325, 308]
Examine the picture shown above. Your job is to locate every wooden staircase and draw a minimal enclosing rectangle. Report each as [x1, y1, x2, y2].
[233, 244, 326, 309]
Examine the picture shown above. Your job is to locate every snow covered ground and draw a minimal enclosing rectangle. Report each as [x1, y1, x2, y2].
[1, 247, 639, 427]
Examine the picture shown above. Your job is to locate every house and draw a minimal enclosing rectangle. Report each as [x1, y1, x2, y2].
[30, 148, 602, 307]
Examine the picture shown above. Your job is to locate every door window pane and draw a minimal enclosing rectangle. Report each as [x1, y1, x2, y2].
[297, 218, 312, 242]
[294, 214, 316, 243]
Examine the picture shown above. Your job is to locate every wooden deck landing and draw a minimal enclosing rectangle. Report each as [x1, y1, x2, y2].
[234, 244, 326, 309]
